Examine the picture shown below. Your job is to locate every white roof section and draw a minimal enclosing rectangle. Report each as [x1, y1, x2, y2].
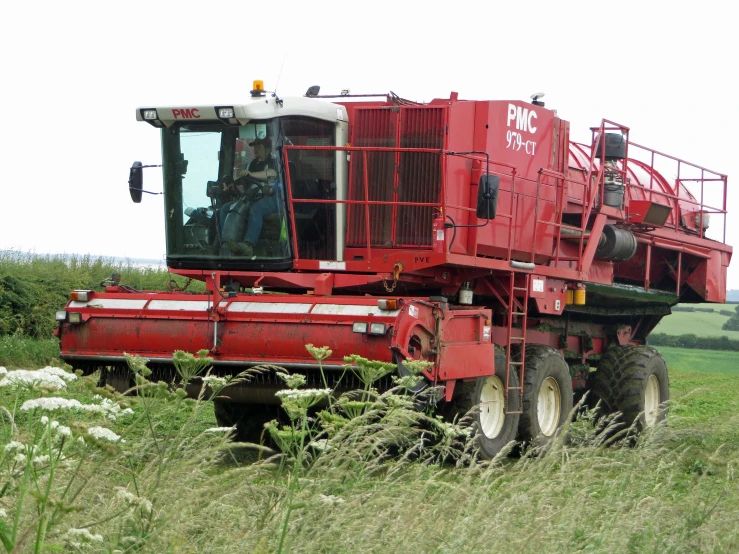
[136, 96, 348, 127]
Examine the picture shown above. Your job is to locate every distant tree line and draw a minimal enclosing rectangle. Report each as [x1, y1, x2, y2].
[648, 332, 739, 352]
[723, 304, 739, 332]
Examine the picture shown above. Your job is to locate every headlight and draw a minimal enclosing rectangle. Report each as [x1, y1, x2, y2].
[142, 109, 158, 120]
[369, 323, 387, 335]
[68, 312, 83, 324]
[55, 310, 67, 321]
[352, 322, 368, 333]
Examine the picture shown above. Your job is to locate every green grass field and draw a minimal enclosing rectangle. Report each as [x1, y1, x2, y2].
[1, 345, 738, 553]
[654, 303, 739, 338]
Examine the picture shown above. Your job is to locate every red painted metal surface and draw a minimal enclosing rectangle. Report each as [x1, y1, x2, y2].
[59, 92, 732, 404]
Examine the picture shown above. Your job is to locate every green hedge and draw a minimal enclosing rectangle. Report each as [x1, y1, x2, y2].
[647, 333, 739, 352]
[0, 251, 199, 339]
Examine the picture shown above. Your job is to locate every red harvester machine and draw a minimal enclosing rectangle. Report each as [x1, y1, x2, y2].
[56, 84, 731, 457]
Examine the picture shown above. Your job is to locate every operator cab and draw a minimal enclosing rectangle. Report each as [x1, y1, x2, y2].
[134, 93, 348, 271]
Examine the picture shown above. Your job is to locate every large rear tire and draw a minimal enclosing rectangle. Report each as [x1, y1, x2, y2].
[517, 345, 573, 444]
[592, 345, 669, 429]
[444, 352, 520, 459]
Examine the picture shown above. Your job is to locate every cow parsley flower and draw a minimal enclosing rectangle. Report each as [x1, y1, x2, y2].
[201, 375, 229, 389]
[116, 487, 153, 514]
[21, 397, 84, 412]
[87, 427, 124, 443]
[63, 528, 104, 547]
[0, 370, 68, 390]
[0, 367, 7, 376]
[21, 397, 134, 421]
[39, 366, 77, 383]
[13, 453, 27, 465]
[0, 508, 6, 518]
[4, 441, 25, 453]
[32, 454, 50, 467]
[275, 388, 332, 401]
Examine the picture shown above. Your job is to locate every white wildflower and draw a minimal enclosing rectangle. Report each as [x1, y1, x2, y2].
[309, 439, 330, 451]
[13, 453, 27, 465]
[32, 454, 50, 467]
[0, 370, 68, 390]
[201, 375, 228, 388]
[21, 397, 84, 412]
[0, 367, 7, 376]
[41, 415, 49, 425]
[116, 487, 153, 514]
[87, 426, 124, 443]
[38, 366, 77, 383]
[21, 397, 133, 421]
[203, 427, 235, 433]
[64, 528, 104, 546]
[275, 388, 332, 401]
[77, 436, 86, 445]
[277, 372, 307, 389]
[55, 424, 72, 437]
[4, 441, 25, 453]
[0, 508, 6, 517]
[318, 494, 345, 505]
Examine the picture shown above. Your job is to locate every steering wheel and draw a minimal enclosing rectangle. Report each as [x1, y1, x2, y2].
[233, 174, 266, 201]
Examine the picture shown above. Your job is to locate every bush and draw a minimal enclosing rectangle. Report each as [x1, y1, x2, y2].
[0, 251, 200, 339]
[648, 332, 739, 351]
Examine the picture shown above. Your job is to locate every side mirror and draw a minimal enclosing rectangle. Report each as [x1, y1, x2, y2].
[129, 161, 143, 203]
[476, 174, 499, 219]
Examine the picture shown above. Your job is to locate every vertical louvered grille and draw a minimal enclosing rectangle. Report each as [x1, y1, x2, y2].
[347, 109, 397, 247]
[347, 106, 444, 249]
[397, 108, 444, 246]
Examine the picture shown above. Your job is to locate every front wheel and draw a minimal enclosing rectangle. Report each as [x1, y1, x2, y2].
[592, 345, 669, 430]
[444, 352, 520, 459]
[518, 345, 574, 445]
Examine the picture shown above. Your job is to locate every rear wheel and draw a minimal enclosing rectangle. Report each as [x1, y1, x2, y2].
[592, 345, 669, 429]
[445, 352, 520, 459]
[517, 345, 573, 444]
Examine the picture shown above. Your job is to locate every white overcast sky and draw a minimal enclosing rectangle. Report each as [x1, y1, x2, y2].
[1, 0, 737, 289]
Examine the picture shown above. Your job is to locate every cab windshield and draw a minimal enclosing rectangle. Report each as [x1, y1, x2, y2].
[161, 117, 337, 270]
[162, 119, 291, 268]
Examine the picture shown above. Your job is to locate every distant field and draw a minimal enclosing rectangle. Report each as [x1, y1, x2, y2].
[660, 346, 738, 375]
[654, 303, 739, 338]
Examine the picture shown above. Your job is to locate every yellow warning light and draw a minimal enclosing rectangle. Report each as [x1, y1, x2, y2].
[253, 80, 264, 91]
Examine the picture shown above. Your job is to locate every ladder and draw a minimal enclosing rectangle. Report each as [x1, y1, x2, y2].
[504, 271, 530, 414]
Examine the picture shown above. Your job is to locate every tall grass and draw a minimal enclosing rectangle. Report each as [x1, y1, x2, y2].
[1, 349, 738, 553]
[0, 336, 59, 369]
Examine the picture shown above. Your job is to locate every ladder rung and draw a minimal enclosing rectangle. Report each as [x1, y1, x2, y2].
[512, 287, 528, 291]
[506, 410, 523, 414]
[509, 336, 525, 341]
[511, 311, 526, 316]
[509, 361, 524, 366]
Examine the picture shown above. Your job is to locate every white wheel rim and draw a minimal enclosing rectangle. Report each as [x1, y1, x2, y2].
[479, 375, 505, 439]
[537, 376, 561, 437]
[644, 374, 660, 427]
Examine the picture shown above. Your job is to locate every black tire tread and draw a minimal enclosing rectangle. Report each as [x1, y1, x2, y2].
[592, 345, 669, 427]
[517, 344, 573, 442]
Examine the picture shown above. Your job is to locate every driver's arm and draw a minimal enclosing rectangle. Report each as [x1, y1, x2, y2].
[239, 168, 276, 181]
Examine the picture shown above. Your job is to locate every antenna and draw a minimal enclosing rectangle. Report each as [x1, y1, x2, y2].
[274, 53, 287, 96]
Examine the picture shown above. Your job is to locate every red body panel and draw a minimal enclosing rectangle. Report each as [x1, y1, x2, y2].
[59, 93, 731, 400]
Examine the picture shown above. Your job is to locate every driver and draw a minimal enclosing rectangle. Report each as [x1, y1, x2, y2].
[239, 137, 283, 255]
[218, 137, 277, 233]
[239, 137, 277, 181]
